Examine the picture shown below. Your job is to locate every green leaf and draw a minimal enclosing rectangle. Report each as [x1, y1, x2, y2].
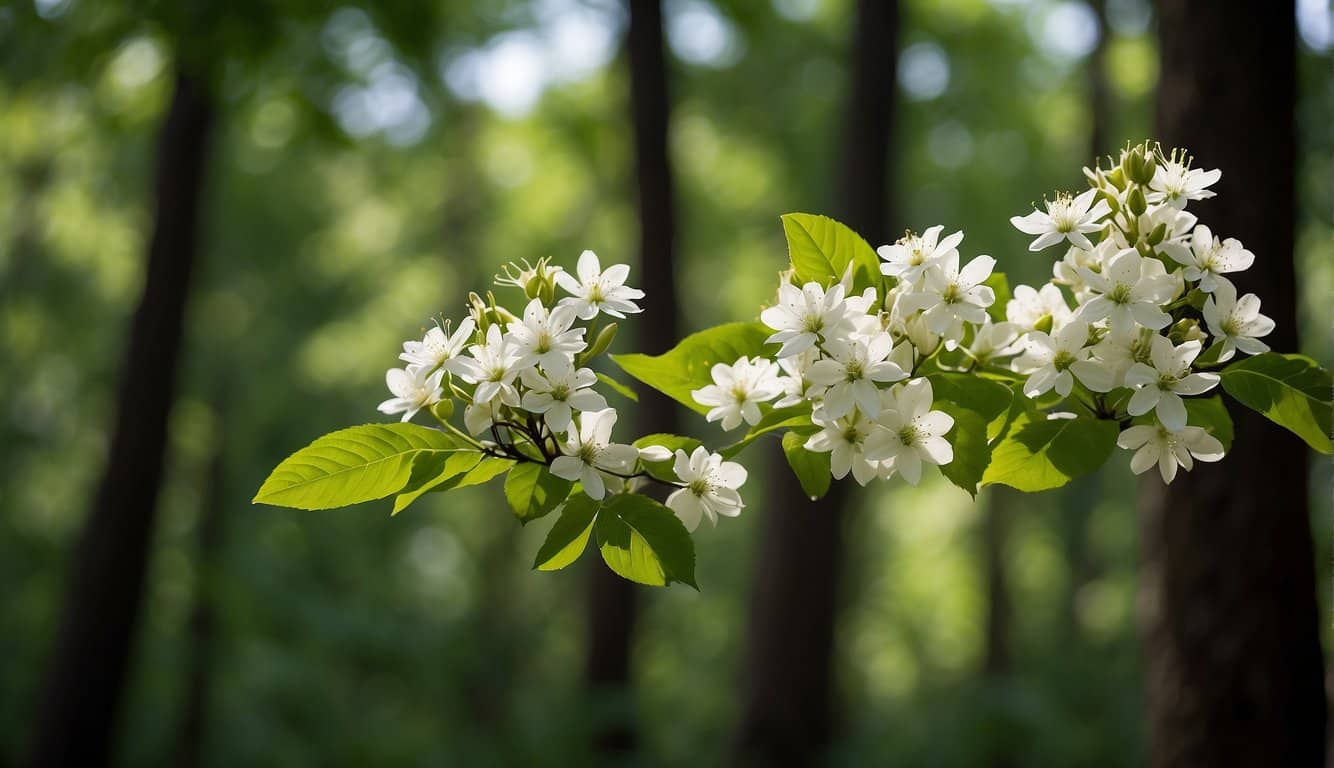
[253, 424, 466, 510]
[781, 212, 882, 293]
[926, 372, 1013, 423]
[633, 433, 703, 482]
[1219, 352, 1332, 454]
[504, 463, 573, 524]
[782, 431, 831, 499]
[982, 413, 1120, 492]
[391, 450, 484, 515]
[1185, 395, 1234, 451]
[934, 403, 990, 497]
[983, 272, 1010, 323]
[719, 404, 815, 458]
[444, 457, 515, 489]
[611, 321, 772, 414]
[533, 494, 600, 571]
[596, 371, 638, 402]
[595, 494, 697, 588]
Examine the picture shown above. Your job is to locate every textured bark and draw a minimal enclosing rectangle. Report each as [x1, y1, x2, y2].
[731, 2, 899, 765]
[1141, 3, 1325, 766]
[582, 0, 681, 754]
[25, 70, 214, 768]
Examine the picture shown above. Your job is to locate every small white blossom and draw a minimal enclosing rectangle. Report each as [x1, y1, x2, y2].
[692, 356, 784, 430]
[804, 408, 882, 486]
[773, 347, 821, 408]
[966, 320, 1021, 364]
[805, 333, 907, 419]
[1202, 280, 1274, 362]
[1010, 188, 1112, 251]
[665, 447, 747, 531]
[899, 253, 997, 343]
[519, 359, 607, 434]
[877, 225, 964, 285]
[1087, 326, 1156, 388]
[506, 298, 587, 368]
[1076, 249, 1176, 334]
[1006, 283, 1073, 332]
[549, 408, 639, 500]
[1162, 225, 1254, 293]
[1012, 321, 1113, 398]
[555, 250, 645, 320]
[865, 379, 954, 486]
[464, 397, 502, 435]
[1148, 157, 1221, 209]
[377, 365, 444, 422]
[448, 325, 524, 407]
[1118, 423, 1225, 483]
[761, 281, 855, 358]
[1124, 336, 1219, 431]
[400, 318, 476, 369]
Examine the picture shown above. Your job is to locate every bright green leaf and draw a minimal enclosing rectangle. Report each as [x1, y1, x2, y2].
[533, 494, 600, 571]
[596, 494, 697, 588]
[1219, 352, 1332, 454]
[983, 272, 1010, 323]
[596, 371, 638, 402]
[782, 212, 882, 293]
[633, 433, 703, 482]
[504, 463, 573, 524]
[719, 404, 815, 458]
[1185, 396, 1234, 451]
[926, 372, 1013, 423]
[445, 457, 515, 489]
[934, 403, 990, 497]
[782, 431, 831, 499]
[611, 322, 772, 414]
[982, 413, 1120, 492]
[391, 450, 484, 515]
[254, 424, 466, 510]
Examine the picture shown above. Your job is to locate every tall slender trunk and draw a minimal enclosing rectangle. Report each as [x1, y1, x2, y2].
[25, 70, 214, 768]
[731, 2, 899, 765]
[583, 0, 680, 754]
[173, 402, 227, 768]
[1140, 3, 1325, 766]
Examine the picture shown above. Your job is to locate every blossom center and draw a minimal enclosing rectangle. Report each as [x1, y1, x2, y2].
[1108, 284, 1133, 305]
[897, 426, 919, 447]
[688, 478, 712, 497]
[1052, 350, 1076, 371]
[550, 384, 570, 400]
[577, 442, 600, 464]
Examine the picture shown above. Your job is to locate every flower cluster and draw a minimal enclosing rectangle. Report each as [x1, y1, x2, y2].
[689, 224, 1009, 487]
[1002, 142, 1269, 483]
[378, 250, 751, 531]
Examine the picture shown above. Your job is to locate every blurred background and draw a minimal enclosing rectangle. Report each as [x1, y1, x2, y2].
[1, 0, 1330, 766]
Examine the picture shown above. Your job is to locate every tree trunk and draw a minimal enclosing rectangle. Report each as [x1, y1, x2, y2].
[25, 70, 214, 768]
[582, 0, 681, 754]
[731, 2, 899, 765]
[1141, 3, 1325, 766]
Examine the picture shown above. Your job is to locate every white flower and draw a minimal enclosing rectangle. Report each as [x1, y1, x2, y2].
[760, 281, 855, 358]
[877, 225, 964, 285]
[464, 397, 503, 435]
[966, 320, 1021, 364]
[1148, 157, 1221, 209]
[448, 325, 524, 406]
[1012, 322, 1113, 398]
[805, 333, 907, 419]
[899, 253, 996, 342]
[1162, 225, 1254, 293]
[1076, 249, 1176, 333]
[691, 356, 784, 430]
[1087, 325, 1156, 388]
[1118, 423, 1225, 483]
[377, 365, 444, 422]
[1006, 283, 1073, 332]
[773, 347, 820, 408]
[1202, 280, 1274, 362]
[519, 358, 607, 433]
[1124, 336, 1219, 431]
[804, 408, 883, 486]
[400, 318, 475, 369]
[1010, 188, 1112, 251]
[555, 250, 645, 320]
[548, 408, 639, 500]
[665, 447, 747, 531]
[506, 298, 586, 368]
[864, 378, 954, 486]
[1053, 240, 1116, 301]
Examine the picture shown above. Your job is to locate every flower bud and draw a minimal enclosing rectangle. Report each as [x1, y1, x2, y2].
[582, 322, 618, 362]
[1127, 186, 1148, 216]
[1034, 313, 1054, 334]
[430, 399, 455, 424]
[1169, 318, 1206, 345]
[1123, 144, 1156, 185]
[1098, 187, 1121, 213]
[1106, 166, 1127, 191]
[1147, 222, 1168, 246]
[1185, 287, 1208, 311]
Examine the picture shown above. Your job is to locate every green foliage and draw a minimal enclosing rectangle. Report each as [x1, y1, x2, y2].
[925, 372, 1013, 423]
[719, 404, 815, 458]
[533, 494, 601, 571]
[595, 371, 639, 402]
[504, 463, 573, 524]
[982, 272, 1010, 323]
[633, 433, 703, 482]
[781, 212, 882, 293]
[982, 413, 1120, 492]
[934, 403, 990, 497]
[595, 494, 697, 588]
[391, 450, 484, 515]
[611, 321, 772, 413]
[1219, 352, 1333, 454]
[1185, 395, 1235, 451]
[781, 430, 831, 499]
[253, 424, 467, 510]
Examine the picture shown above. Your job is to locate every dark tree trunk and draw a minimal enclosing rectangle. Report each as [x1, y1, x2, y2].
[731, 2, 899, 765]
[1141, 3, 1325, 767]
[173, 407, 227, 768]
[25, 70, 214, 768]
[582, 0, 681, 755]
